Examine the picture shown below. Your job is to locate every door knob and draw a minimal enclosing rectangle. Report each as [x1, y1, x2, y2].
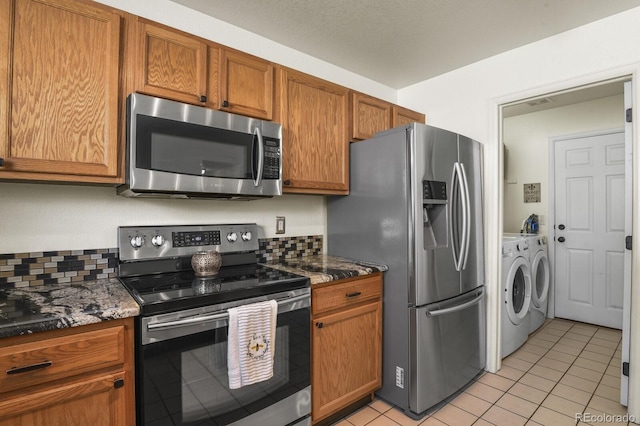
[558, 224, 565, 230]
[558, 237, 566, 243]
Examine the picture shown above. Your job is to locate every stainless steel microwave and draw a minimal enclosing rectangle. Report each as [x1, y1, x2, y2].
[118, 93, 282, 200]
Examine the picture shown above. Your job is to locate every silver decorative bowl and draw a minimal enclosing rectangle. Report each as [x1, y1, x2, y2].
[191, 250, 222, 276]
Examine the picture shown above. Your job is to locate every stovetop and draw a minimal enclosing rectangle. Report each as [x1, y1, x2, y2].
[119, 263, 309, 315]
[117, 224, 311, 315]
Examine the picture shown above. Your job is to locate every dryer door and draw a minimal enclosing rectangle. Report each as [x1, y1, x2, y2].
[530, 251, 550, 308]
[505, 257, 532, 325]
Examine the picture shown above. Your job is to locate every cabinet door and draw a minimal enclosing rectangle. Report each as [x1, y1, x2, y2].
[392, 105, 425, 126]
[351, 92, 392, 140]
[312, 300, 382, 422]
[277, 67, 349, 194]
[134, 18, 207, 105]
[219, 49, 274, 120]
[0, 372, 127, 426]
[0, 0, 121, 181]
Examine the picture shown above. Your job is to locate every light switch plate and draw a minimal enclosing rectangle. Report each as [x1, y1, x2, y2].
[276, 216, 285, 234]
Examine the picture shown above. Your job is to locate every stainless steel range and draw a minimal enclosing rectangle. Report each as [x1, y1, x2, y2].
[117, 224, 311, 426]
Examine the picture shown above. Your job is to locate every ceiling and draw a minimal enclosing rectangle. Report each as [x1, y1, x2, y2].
[169, 0, 640, 90]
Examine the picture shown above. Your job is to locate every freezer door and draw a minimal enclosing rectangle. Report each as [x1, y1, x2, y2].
[412, 125, 460, 306]
[409, 286, 486, 415]
[458, 135, 485, 292]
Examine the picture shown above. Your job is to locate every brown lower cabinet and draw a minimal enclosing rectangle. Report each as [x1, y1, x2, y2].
[311, 273, 383, 423]
[0, 318, 135, 425]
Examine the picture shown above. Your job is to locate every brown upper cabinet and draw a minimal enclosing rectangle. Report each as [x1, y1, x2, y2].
[131, 18, 274, 120]
[393, 104, 426, 128]
[351, 92, 392, 140]
[276, 66, 350, 195]
[219, 49, 274, 120]
[131, 17, 209, 106]
[351, 91, 426, 141]
[0, 0, 124, 183]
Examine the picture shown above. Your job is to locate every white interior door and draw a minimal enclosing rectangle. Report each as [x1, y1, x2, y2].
[554, 130, 625, 329]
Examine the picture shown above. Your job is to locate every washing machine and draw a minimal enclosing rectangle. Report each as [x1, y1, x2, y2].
[524, 234, 550, 333]
[501, 236, 532, 358]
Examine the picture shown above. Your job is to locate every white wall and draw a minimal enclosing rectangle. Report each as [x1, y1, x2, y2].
[503, 94, 624, 235]
[397, 6, 640, 416]
[1, 0, 396, 255]
[0, 183, 325, 253]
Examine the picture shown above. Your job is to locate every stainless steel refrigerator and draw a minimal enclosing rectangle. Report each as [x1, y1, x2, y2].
[327, 123, 486, 418]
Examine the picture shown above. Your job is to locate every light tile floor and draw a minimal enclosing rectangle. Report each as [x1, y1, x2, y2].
[333, 318, 636, 426]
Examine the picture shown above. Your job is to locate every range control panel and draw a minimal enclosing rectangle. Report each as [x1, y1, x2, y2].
[118, 224, 259, 262]
[172, 230, 221, 248]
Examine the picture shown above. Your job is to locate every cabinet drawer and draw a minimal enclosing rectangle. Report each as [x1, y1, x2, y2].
[0, 326, 125, 393]
[312, 274, 382, 315]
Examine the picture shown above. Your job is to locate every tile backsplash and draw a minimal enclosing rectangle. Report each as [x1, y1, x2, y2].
[0, 235, 322, 289]
[257, 235, 323, 262]
[0, 249, 119, 289]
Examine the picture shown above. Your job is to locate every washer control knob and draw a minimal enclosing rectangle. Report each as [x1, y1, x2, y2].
[241, 231, 252, 242]
[227, 232, 238, 243]
[130, 235, 145, 249]
[151, 235, 165, 247]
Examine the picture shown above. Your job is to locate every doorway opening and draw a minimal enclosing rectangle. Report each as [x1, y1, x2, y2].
[500, 77, 632, 405]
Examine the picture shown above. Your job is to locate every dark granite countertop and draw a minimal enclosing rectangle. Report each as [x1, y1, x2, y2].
[0, 278, 140, 339]
[262, 254, 387, 285]
[0, 255, 384, 339]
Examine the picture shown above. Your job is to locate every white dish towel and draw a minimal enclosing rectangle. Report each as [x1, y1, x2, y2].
[227, 299, 278, 389]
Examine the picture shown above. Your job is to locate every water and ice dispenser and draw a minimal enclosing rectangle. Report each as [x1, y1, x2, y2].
[422, 180, 448, 249]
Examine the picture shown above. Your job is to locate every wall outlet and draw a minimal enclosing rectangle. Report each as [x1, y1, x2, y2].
[276, 216, 285, 234]
[395, 366, 404, 389]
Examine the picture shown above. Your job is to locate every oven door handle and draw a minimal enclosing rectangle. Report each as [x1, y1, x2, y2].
[146, 293, 309, 331]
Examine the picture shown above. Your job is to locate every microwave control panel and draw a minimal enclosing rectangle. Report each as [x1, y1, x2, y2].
[263, 138, 280, 179]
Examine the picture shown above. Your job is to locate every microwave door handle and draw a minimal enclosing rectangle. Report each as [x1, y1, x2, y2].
[253, 127, 264, 187]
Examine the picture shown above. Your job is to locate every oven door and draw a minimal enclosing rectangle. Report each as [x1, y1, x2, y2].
[138, 290, 311, 426]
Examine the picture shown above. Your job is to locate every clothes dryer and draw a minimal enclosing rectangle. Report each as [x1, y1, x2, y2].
[501, 237, 532, 358]
[524, 235, 550, 333]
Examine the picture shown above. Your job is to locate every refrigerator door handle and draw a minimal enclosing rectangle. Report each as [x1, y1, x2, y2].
[451, 163, 466, 271]
[451, 164, 461, 270]
[459, 162, 471, 270]
[426, 288, 484, 317]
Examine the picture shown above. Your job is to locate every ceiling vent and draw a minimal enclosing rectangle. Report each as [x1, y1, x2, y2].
[526, 97, 553, 107]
